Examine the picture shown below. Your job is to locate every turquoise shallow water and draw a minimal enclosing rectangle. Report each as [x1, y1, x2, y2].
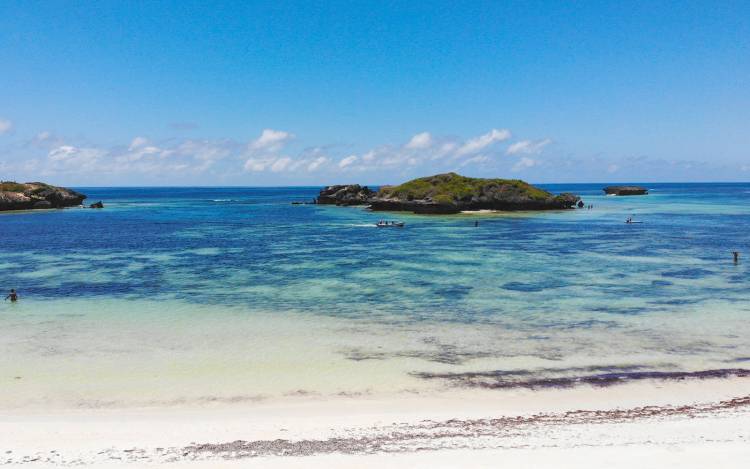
[1, 184, 749, 408]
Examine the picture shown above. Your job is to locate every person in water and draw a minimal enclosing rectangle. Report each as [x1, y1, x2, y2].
[4, 289, 18, 302]
[734, 251, 740, 264]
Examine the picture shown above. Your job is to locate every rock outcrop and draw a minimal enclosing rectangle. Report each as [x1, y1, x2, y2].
[0, 182, 87, 211]
[316, 184, 375, 206]
[603, 186, 648, 196]
[369, 173, 579, 214]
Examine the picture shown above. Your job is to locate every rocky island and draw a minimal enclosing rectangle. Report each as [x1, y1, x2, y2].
[316, 184, 376, 206]
[316, 173, 580, 214]
[603, 186, 648, 196]
[0, 181, 87, 211]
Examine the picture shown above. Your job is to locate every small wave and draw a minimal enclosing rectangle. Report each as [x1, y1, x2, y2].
[460, 209, 497, 214]
[210, 199, 236, 202]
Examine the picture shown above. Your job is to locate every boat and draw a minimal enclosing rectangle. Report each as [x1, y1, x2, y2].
[376, 221, 404, 228]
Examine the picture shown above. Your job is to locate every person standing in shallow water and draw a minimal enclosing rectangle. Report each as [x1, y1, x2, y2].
[734, 252, 740, 264]
[4, 289, 18, 302]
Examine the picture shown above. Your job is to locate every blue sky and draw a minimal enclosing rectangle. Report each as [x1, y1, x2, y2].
[1, 0, 748, 185]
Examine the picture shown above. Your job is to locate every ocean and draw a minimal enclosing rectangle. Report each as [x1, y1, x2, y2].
[1, 183, 749, 408]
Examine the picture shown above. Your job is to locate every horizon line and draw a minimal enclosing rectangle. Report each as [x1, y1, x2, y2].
[64, 180, 750, 189]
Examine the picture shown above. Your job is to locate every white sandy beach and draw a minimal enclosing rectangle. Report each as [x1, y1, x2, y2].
[3, 377, 749, 468]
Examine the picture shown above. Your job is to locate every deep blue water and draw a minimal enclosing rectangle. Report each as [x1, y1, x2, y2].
[2, 183, 749, 320]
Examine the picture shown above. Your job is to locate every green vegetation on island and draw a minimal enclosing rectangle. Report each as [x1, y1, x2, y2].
[377, 173, 552, 205]
[316, 172, 581, 214]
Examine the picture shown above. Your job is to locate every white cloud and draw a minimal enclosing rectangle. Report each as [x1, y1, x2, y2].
[0, 119, 12, 134]
[307, 156, 328, 171]
[270, 157, 292, 172]
[3, 126, 589, 182]
[175, 140, 232, 161]
[511, 157, 537, 172]
[428, 142, 458, 160]
[361, 150, 376, 162]
[460, 155, 491, 167]
[47, 145, 105, 171]
[405, 132, 433, 149]
[250, 129, 294, 151]
[73, 140, 224, 175]
[244, 157, 275, 172]
[243, 129, 296, 172]
[129, 136, 149, 150]
[506, 138, 551, 155]
[47, 145, 77, 161]
[456, 128, 511, 156]
[24, 131, 66, 149]
[338, 155, 358, 168]
[115, 145, 160, 163]
[607, 164, 620, 174]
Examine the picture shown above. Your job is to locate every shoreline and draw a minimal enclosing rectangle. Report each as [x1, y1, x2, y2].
[3, 377, 749, 467]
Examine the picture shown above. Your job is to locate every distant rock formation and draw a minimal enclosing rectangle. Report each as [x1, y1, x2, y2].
[316, 184, 375, 206]
[0, 181, 86, 212]
[316, 173, 581, 214]
[89, 201, 104, 209]
[603, 186, 648, 196]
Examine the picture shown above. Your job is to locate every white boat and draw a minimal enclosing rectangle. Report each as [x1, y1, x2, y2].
[376, 221, 404, 228]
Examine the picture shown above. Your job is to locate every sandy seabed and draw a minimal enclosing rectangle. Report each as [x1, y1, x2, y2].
[2, 377, 749, 468]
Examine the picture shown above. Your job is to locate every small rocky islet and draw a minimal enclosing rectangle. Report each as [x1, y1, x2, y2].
[316, 172, 581, 214]
[0, 181, 89, 211]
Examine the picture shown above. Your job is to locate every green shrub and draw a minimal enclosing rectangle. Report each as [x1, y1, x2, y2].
[377, 173, 551, 204]
[0, 181, 27, 192]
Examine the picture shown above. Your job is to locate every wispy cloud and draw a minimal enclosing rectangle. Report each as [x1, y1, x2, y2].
[338, 155, 358, 168]
[35, 131, 52, 142]
[242, 129, 337, 175]
[404, 132, 433, 149]
[129, 136, 149, 151]
[0, 119, 13, 135]
[460, 155, 491, 167]
[243, 158, 269, 172]
[511, 156, 537, 172]
[270, 157, 292, 172]
[307, 156, 328, 171]
[47, 145, 106, 172]
[506, 138, 551, 155]
[11, 126, 696, 184]
[332, 128, 515, 173]
[250, 129, 294, 151]
[456, 128, 511, 156]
